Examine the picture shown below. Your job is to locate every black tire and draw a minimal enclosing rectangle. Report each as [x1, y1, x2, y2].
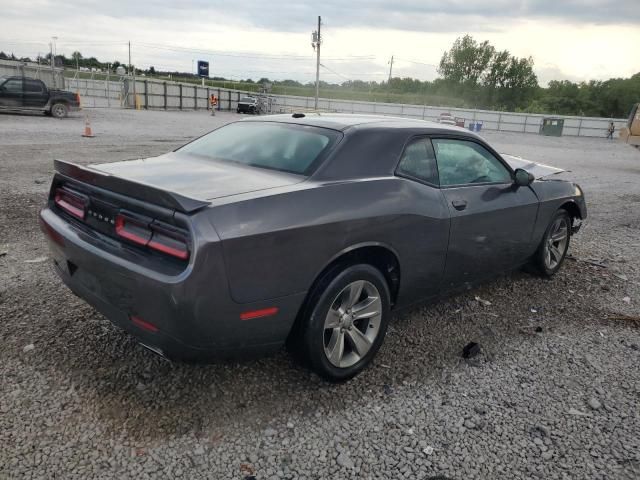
[293, 263, 391, 382]
[533, 209, 571, 277]
[236, 108, 240, 113]
[50, 102, 68, 119]
[250, 106, 256, 115]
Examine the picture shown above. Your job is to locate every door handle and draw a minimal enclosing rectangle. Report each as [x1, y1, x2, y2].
[451, 199, 467, 211]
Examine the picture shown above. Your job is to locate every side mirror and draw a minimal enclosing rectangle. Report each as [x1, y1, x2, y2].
[514, 168, 534, 187]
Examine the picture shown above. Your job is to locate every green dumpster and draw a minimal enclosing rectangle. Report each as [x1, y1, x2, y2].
[539, 117, 564, 137]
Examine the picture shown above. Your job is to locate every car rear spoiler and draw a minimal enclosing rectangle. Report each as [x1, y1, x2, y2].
[54, 159, 210, 214]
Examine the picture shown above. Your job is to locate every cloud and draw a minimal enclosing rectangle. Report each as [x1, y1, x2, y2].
[3, 1, 639, 34]
[0, 1, 638, 83]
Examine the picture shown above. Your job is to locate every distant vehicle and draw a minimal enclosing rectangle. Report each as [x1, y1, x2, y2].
[40, 114, 586, 381]
[0, 76, 80, 118]
[438, 112, 457, 126]
[237, 96, 258, 114]
[619, 103, 640, 148]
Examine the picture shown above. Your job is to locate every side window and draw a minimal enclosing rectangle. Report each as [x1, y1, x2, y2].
[432, 138, 512, 186]
[396, 138, 439, 185]
[2, 79, 23, 93]
[24, 80, 44, 94]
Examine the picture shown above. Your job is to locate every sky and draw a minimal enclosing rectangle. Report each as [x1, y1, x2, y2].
[1, 0, 639, 86]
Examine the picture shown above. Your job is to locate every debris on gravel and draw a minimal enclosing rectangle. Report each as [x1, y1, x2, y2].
[462, 341, 481, 358]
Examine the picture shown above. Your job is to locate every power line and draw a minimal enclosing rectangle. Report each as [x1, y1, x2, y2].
[320, 63, 351, 81]
[394, 57, 438, 68]
[135, 41, 374, 62]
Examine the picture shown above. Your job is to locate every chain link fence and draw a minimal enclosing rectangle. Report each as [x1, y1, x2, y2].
[65, 75, 626, 138]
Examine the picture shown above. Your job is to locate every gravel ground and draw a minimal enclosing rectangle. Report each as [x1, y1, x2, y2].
[1, 108, 639, 480]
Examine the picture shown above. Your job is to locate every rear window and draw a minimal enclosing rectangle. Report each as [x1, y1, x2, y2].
[178, 122, 340, 175]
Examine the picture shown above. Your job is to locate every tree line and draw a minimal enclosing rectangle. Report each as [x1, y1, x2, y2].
[2, 36, 638, 118]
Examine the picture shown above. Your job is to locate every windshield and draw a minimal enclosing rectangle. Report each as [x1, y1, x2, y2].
[240, 97, 255, 103]
[178, 122, 341, 175]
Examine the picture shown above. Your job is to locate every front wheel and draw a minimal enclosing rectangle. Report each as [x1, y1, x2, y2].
[50, 103, 68, 119]
[295, 264, 391, 382]
[534, 209, 571, 276]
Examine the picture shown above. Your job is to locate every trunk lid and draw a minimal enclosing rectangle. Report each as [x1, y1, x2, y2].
[92, 152, 304, 201]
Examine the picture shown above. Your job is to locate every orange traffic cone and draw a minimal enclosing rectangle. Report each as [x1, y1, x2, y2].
[82, 115, 95, 138]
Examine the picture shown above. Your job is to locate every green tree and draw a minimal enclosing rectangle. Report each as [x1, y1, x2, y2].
[438, 34, 495, 85]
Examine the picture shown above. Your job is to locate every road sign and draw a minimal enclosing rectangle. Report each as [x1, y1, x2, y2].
[197, 60, 209, 78]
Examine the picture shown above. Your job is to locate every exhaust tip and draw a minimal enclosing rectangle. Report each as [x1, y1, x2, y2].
[139, 342, 169, 361]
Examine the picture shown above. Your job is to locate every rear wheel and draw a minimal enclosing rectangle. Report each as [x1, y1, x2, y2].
[534, 209, 571, 276]
[50, 102, 68, 119]
[294, 264, 391, 381]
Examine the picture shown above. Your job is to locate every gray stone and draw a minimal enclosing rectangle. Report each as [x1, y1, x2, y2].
[336, 453, 354, 469]
[588, 398, 602, 410]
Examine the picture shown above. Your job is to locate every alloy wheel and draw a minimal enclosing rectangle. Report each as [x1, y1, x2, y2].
[52, 104, 66, 118]
[323, 280, 382, 368]
[544, 217, 569, 270]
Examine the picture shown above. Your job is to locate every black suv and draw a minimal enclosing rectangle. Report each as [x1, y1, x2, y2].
[0, 76, 80, 118]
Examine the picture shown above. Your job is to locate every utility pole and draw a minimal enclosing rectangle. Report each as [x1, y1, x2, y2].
[388, 55, 394, 85]
[128, 41, 136, 108]
[49, 38, 56, 87]
[312, 16, 322, 110]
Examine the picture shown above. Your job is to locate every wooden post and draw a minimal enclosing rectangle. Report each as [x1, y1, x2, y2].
[144, 80, 148, 109]
[206, 87, 210, 110]
[194, 85, 197, 110]
[217, 88, 221, 111]
[179, 84, 183, 110]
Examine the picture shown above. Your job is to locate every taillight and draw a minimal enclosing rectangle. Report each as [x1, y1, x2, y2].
[54, 188, 87, 220]
[115, 213, 190, 260]
[148, 228, 190, 260]
[115, 214, 151, 246]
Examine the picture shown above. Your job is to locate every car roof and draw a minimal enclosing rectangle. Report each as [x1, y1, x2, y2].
[241, 112, 472, 135]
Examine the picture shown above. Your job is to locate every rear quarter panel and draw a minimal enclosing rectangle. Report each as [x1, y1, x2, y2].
[207, 178, 450, 306]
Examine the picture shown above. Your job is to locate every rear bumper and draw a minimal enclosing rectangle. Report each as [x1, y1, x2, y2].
[40, 208, 305, 361]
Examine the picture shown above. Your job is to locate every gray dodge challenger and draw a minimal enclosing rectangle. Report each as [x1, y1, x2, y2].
[40, 114, 586, 380]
